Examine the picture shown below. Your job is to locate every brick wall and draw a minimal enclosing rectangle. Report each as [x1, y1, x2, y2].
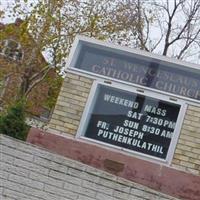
[0, 134, 180, 200]
[48, 73, 93, 136]
[48, 72, 200, 176]
[172, 105, 200, 175]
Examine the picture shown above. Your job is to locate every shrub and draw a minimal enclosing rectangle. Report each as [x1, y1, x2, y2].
[0, 100, 29, 140]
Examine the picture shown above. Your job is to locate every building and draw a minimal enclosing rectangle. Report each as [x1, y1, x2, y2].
[0, 18, 61, 122]
[26, 36, 200, 199]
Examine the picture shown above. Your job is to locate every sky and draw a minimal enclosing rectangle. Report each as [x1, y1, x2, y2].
[0, 0, 19, 23]
[0, 0, 38, 23]
[0, 0, 199, 65]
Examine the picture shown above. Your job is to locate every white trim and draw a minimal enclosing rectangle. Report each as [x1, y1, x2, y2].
[76, 81, 99, 139]
[66, 36, 80, 69]
[65, 35, 200, 105]
[66, 35, 200, 71]
[66, 69, 200, 107]
[166, 103, 187, 164]
[76, 81, 187, 165]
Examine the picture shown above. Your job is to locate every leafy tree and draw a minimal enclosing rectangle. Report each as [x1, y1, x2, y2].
[0, 0, 139, 100]
[0, 100, 29, 140]
[0, 20, 62, 116]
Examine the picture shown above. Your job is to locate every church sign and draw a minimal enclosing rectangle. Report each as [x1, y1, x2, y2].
[68, 36, 188, 163]
[77, 83, 185, 162]
[67, 36, 200, 102]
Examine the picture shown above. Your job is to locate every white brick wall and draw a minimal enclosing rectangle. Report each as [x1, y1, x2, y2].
[0, 134, 180, 200]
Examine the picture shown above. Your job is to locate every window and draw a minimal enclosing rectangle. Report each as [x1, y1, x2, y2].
[0, 39, 23, 61]
[77, 82, 187, 164]
[67, 36, 200, 103]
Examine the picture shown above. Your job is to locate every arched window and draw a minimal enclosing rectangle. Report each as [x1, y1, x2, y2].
[0, 39, 23, 61]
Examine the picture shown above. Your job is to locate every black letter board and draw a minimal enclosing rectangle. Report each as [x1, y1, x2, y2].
[84, 85, 181, 160]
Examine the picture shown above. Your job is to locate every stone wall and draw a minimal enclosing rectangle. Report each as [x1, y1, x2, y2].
[172, 105, 200, 175]
[48, 72, 200, 176]
[0, 134, 180, 200]
[48, 73, 93, 136]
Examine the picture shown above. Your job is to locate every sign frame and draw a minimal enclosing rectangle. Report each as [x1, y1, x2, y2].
[76, 81, 187, 165]
[66, 35, 200, 105]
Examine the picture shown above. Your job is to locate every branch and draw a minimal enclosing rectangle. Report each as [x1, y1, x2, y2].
[25, 66, 52, 97]
[168, 0, 200, 46]
[29, 65, 50, 82]
[162, 0, 183, 55]
[177, 28, 200, 59]
[150, 15, 165, 52]
[143, 9, 150, 47]
[136, 0, 149, 51]
[150, 34, 164, 52]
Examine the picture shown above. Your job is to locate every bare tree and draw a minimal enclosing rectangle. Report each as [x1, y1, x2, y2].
[133, 0, 200, 63]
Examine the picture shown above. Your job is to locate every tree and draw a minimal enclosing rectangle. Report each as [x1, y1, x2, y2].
[1, 0, 199, 105]
[0, 100, 29, 140]
[0, 20, 62, 116]
[133, 0, 200, 63]
[0, 0, 140, 101]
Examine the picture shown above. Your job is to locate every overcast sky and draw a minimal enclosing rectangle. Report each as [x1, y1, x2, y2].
[0, 0, 38, 23]
[0, 0, 199, 65]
